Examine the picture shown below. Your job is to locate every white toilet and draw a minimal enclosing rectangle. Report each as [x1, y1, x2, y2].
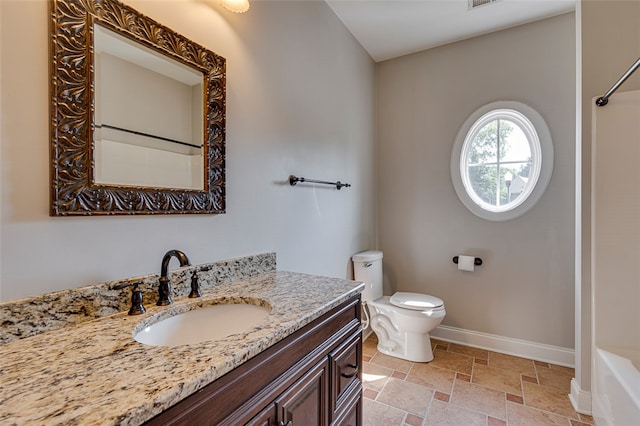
[353, 250, 445, 362]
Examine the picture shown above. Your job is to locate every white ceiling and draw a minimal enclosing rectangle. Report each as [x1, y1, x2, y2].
[325, 0, 576, 62]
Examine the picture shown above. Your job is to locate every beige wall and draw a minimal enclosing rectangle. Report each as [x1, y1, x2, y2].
[591, 90, 640, 352]
[0, 0, 377, 300]
[579, 0, 640, 398]
[377, 13, 576, 349]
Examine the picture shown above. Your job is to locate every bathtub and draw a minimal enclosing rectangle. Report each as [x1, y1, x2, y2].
[593, 348, 640, 426]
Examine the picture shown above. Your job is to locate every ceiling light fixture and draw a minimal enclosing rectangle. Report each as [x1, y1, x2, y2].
[218, 0, 250, 13]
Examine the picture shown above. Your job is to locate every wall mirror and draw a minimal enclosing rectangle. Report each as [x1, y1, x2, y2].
[50, 0, 226, 215]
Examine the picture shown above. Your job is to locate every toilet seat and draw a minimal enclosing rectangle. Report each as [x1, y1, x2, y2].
[390, 292, 444, 311]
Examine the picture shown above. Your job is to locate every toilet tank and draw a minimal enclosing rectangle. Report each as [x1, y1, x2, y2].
[352, 250, 383, 303]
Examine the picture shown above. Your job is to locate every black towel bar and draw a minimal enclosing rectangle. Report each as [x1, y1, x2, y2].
[289, 175, 351, 190]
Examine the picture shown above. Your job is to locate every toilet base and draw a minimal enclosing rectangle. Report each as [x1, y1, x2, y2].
[375, 332, 435, 363]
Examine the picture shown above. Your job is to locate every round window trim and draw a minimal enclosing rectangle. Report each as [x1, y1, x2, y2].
[461, 109, 541, 213]
[450, 101, 553, 221]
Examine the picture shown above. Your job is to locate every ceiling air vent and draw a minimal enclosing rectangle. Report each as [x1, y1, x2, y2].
[468, 0, 500, 10]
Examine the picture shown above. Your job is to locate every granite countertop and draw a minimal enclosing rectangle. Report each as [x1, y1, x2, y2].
[0, 271, 363, 426]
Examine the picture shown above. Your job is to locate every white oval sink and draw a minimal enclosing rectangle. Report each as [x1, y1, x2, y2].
[134, 302, 271, 347]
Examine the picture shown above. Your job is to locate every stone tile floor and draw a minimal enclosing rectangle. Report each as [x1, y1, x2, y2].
[362, 335, 594, 426]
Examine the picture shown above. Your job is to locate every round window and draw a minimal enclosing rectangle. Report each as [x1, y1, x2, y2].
[451, 101, 553, 221]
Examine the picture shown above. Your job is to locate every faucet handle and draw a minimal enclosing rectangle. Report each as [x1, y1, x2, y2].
[114, 280, 146, 315]
[189, 271, 201, 298]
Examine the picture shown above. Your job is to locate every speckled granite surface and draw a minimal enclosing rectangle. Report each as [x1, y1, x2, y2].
[0, 270, 363, 426]
[0, 252, 275, 344]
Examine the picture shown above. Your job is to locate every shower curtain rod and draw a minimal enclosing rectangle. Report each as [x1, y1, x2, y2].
[596, 57, 640, 107]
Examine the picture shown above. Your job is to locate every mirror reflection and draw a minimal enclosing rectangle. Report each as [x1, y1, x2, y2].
[93, 24, 204, 190]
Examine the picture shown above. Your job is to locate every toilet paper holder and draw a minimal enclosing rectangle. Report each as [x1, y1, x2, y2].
[452, 256, 483, 266]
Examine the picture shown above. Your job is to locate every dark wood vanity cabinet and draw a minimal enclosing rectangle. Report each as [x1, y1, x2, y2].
[145, 297, 362, 426]
[245, 358, 329, 426]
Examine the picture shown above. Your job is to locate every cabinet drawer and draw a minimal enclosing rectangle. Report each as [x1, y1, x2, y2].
[332, 382, 361, 426]
[329, 331, 361, 417]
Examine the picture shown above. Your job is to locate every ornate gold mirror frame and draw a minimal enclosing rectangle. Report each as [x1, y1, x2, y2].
[49, 0, 226, 215]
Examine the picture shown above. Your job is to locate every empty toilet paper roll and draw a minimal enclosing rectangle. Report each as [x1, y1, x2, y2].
[457, 255, 475, 272]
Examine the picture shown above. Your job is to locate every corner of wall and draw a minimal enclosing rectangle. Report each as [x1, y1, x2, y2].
[574, 0, 592, 406]
[0, 0, 4, 301]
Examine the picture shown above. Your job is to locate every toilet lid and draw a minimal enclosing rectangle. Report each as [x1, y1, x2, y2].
[390, 292, 444, 311]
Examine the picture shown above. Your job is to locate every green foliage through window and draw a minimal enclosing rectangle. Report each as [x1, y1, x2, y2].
[466, 119, 532, 207]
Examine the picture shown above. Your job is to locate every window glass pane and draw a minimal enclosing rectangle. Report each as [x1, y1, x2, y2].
[468, 120, 498, 165]
[468, 164, 497, 206]
[503, 163, 530, 204]
[501, 120, 531, 162]
[496, 119, 513, 162]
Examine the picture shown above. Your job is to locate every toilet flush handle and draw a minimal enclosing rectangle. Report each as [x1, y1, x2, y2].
[364, 262, 373, 268]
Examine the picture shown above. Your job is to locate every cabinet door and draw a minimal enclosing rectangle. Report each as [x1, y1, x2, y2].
[276, 359, 329, 426]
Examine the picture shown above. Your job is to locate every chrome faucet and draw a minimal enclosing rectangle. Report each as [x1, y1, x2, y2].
[157, 249, 190, 306]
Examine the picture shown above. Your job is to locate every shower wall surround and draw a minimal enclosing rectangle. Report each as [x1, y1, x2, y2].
[0, 253, 275, 344]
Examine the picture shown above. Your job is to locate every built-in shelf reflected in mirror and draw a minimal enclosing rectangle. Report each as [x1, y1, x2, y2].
[93, 24, 205, 191]
[49, 0, 226, 215]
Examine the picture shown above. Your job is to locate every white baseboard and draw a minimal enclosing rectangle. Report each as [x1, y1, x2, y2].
[569, 378, 592, 415]
[430, 325, 575, 367]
